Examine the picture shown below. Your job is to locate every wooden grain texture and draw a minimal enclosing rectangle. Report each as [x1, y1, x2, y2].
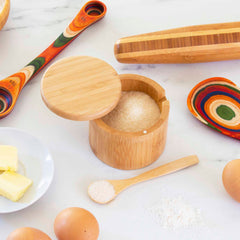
[109, 155, 199, 196]
[0, 0, 10, 30]
[89, 74, 170, 170]
[114, 21, 240, 64]
[41, 56, 121, 121]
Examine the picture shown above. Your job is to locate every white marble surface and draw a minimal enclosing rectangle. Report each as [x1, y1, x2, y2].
[0, 0, 240, 239]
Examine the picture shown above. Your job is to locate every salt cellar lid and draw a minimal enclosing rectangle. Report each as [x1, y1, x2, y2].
[41, 56, 121, 121]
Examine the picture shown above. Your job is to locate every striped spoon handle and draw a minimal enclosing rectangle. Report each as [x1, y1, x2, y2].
[0, 1, 106, 118]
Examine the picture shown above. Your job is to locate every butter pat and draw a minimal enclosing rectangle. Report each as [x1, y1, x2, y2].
[0, 171, 32, 202]
[0, 145, 18, 171]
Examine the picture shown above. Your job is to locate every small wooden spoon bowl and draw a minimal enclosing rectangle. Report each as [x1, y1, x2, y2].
[88, 155, 199, 204]
[0, 0, 10, 30]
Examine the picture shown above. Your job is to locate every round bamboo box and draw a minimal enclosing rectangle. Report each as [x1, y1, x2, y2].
[89, 74, 169, 170]
[41, 56, 170, 170]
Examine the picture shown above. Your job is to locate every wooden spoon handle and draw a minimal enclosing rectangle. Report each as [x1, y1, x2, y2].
[114, 21, 240, 63]
[130, 155, 199, 184]
[23, 1, 106, 87]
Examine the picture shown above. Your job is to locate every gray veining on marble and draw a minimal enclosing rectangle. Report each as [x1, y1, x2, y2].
[0, 0, 239, 239]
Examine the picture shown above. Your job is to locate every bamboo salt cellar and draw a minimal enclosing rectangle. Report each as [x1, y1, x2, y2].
[41, 56, 169, 170]
[89, 155, 199, 204]
[89, 73, 170, 170]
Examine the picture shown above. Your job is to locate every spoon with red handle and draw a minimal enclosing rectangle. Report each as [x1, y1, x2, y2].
[0, 1, 106, 119]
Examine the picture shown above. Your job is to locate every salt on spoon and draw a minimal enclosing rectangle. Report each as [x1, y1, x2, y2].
[88, 155, 199, 204]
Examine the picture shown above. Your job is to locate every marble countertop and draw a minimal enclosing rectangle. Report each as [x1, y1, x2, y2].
[0, 0, 240, 239]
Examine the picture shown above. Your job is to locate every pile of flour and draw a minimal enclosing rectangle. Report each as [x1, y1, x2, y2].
[148, 196, 202, 229]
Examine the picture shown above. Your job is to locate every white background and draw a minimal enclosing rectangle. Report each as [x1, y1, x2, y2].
[0, 0, 240, 239]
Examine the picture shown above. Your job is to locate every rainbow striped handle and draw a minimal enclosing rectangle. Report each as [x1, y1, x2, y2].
[0, 1, 106, 118]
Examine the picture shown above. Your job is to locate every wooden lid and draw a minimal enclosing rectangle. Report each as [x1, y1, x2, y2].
[41, 56, 121, 121]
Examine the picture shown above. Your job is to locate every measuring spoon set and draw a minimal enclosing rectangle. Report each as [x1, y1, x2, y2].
[0, 0, 239, 204]
[0, 0, 239, 139]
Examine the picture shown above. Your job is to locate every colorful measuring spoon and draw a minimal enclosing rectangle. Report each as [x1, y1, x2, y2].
[0, 1, 106, 119]
[187, 77, 240, 140]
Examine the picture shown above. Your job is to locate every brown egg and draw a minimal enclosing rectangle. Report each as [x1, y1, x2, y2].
[222, 159, 240, 202]
[7, 227, 51, 240]
[54, 207, 99, 240]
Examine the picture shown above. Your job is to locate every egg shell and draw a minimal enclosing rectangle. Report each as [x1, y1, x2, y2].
[7, 227, 51, 240]
[54, 207, 99, 240]
[222, 159, 240, 202]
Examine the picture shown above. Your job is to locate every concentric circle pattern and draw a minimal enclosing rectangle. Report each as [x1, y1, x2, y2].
[187, 77, 240, 140]
[0, 88, 12, 113]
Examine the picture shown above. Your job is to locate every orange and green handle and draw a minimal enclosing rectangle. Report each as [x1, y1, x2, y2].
[0, 1, 106, 118]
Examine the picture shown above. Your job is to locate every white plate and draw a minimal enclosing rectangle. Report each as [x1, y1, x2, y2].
[0, 127, 54, 213]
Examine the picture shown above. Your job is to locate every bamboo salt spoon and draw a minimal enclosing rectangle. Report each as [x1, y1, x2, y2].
[0, 1, 106, 119]
[88, 155, 199, 204]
